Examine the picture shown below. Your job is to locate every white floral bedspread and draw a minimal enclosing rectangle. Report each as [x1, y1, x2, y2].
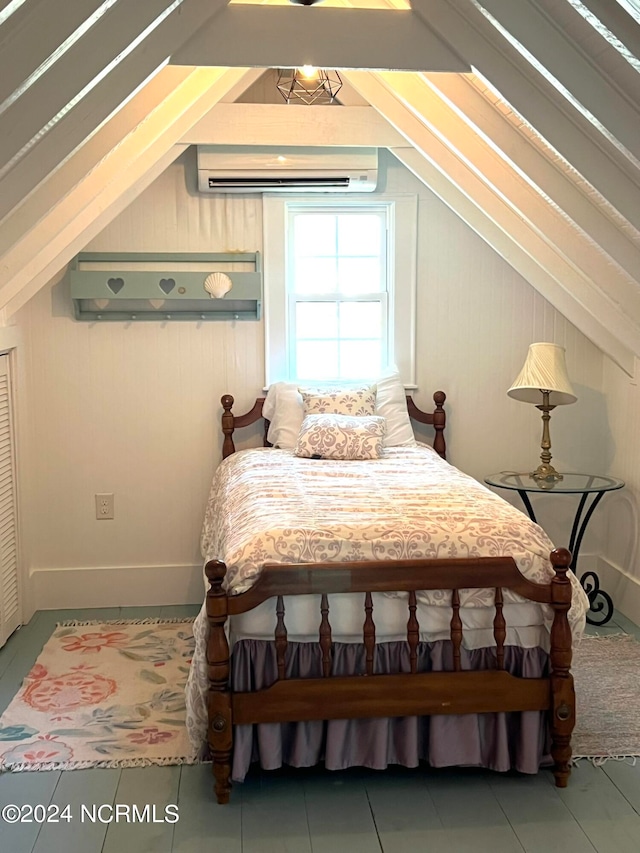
[200, 446, 588, 627]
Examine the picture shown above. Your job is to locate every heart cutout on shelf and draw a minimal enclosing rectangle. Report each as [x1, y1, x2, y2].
[159, 278, 176, 295]
[107, 277, 125, 294]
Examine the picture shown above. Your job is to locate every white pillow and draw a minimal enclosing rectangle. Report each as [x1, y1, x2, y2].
[263, 382, 305, 449]
[263, 367, 415, 449]
[375, 366, 416, 447]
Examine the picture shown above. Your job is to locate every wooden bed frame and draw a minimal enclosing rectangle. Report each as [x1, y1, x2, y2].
[206, 392, 575, 804]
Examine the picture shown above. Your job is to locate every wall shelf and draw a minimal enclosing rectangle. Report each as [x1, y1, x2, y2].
[70, 251, 262, 321]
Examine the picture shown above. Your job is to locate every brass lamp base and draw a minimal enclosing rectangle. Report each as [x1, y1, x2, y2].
[530, 463, 564, 484]
[530, 392, 564, 485]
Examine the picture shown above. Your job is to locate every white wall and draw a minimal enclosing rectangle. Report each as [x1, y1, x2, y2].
[15, 147, 608, 611]
[590, 355, 640, 623]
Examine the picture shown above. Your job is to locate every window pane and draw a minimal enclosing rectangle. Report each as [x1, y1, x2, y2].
[292, 257, 337, 294]
[337, 215, 381, 256]
[297, 341, 339, 380]
[294, 215, 337, 256]
[296, 302, 338, 339]
[339, 302, 381, 339]
[340, 340, 382, 379]
[337, 258, 382, 295]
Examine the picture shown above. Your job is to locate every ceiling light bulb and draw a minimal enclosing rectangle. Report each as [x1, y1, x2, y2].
[300, 65, 317, 79]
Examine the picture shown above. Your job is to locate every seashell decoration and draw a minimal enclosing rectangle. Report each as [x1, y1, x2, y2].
[204, 271, 233, 299]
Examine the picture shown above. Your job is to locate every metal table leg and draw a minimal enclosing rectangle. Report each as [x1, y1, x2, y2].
[568, 491, 614, 625]
[519, 488, 613, 626]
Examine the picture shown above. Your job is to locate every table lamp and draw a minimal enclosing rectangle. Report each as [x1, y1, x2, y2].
[508, 342, 576, 483]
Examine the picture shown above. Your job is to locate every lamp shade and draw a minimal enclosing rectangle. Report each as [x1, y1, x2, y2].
[508, 343, 576, 406]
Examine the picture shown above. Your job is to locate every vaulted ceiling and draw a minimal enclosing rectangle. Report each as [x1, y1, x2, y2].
[0, 0, 638, 373]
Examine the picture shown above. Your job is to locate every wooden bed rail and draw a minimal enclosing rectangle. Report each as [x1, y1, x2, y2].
[221, 391, 447, 459]
[223, 557, 555, 613]
[205, 548, 575, 804]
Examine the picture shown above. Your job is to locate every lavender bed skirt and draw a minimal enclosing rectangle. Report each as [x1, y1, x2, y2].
[229, 639, 550, 782]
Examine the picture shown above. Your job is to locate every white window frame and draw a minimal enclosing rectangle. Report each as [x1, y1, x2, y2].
[263, 194, 417, 387]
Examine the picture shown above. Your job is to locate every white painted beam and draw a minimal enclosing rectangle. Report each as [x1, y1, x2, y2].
[393, 147, 635, 376]
[0, 0, 230, 223]
[170, 5, 470, 71]
[0, 67, 257, 316]
[425, 73, 640, 284]
[576, 0, 640, 62]
[385, 71, 640, 323]
[0, 66, 197, 256]
[479, 0, 640, 161]
[382, 71, 640, 324]
[412, 0, 640, 232]
[342, 70, 636, 374]
[0, 0, 106, 108]
[0, 0, 182, 170]
[182, 103, 407, 147]
[4, 144, 188, 319]
[0, 0, 230, 174]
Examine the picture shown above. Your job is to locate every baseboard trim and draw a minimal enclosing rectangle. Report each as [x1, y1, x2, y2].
[29, 555, 639, 626]
[593, 556, 640, 627]
[30, 563, 204, 614]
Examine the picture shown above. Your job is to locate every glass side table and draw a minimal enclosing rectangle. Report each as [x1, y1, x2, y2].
[484, 472, 624, 626]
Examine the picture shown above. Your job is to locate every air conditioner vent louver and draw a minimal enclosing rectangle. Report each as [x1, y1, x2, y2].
[207, 177, 350, 189]
[197, 146, 377, 194]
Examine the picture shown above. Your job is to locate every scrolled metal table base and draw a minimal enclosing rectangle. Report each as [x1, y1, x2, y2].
[580, 570, 614, 627]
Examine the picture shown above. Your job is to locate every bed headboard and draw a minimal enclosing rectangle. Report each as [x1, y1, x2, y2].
[221, 391, 447, 460]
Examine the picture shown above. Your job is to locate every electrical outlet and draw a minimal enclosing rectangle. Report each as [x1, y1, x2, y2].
[95, 493, 114, 520]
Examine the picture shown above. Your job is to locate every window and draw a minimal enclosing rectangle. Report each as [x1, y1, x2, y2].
[288, 206, 388, 381]
[264, 195, 417, 386]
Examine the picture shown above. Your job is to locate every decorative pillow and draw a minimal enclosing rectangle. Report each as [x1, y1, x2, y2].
[294, 414, 386, 460]
[264, 368, 416, 449]
[300, 384, 377, 417]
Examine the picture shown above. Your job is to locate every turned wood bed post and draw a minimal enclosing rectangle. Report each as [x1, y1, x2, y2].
[221, 395, 236, 460]
[432, 391, 446, 459]
[405, 391, 447, 459]
[205, 559, 233, 804]
[548, 547, 575, 788]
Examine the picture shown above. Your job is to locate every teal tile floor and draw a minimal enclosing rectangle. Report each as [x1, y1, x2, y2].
[1, 606, 639, 852]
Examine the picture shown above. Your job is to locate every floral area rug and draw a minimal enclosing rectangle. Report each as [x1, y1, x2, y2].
[0, 619, 197, 771]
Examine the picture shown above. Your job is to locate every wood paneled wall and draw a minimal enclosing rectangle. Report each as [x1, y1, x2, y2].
[14, 148, 607, 604]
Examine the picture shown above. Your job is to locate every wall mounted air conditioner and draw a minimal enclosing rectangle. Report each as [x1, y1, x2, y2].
[197, 145, 378, 193]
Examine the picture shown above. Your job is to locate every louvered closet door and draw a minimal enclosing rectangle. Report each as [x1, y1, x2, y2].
[0, 355, 19, 648]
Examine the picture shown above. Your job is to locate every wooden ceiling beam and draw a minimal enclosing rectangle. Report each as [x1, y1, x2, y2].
[0, 67, 257, 317]
[0, 0, 231, 177]
[0, 0, 106, 108]
[384, 71, 640, 323]
[479, 0, 640, 162]
[182, 103, 407, 147]
[575, 0, 640, 63]
[343, 70, 636, 374]
[0, 0, 230, 223]
[425, 73, 640, 284]
[0, 66, 197, 256]
[413, 0, 640, 232]
[169, 5, 469, 72]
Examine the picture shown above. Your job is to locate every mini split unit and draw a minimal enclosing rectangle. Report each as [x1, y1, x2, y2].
[196, 145, 378, 193]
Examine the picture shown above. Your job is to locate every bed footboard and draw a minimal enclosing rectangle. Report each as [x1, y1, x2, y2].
[205, 549, 575, 804]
